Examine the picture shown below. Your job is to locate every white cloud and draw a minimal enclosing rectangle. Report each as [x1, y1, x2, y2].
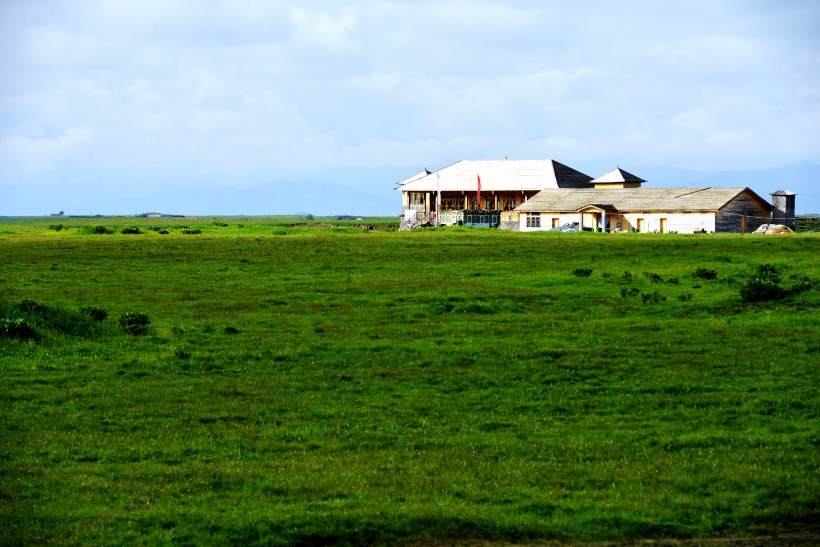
[1, 125, 95, 178]
[1, 0, 818, 211]
[289, 6, 358, 50]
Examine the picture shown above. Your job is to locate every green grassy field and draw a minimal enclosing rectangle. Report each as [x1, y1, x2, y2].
[1, 217, 818, 545]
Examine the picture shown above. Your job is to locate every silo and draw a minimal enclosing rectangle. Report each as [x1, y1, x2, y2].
[770, 190, 796, 229]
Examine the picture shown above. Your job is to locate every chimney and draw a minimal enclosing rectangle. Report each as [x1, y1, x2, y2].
[770, 190, 796, 230]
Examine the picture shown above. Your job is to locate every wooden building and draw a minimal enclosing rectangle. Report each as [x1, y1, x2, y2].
[396, 159, 593, 228]
[515, 187, 772, 234]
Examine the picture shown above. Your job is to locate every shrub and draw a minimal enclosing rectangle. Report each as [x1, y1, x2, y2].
[19, 299, 47, 313]
[641, 291, 666, 304]
[48, 224, 65, 231]
[739, 264, 785, 303]
[459, 303, 494, 314]
[212, 221, 228, 227]
[643, 271, 663, 283]
[755, 263, 780, 280]
[788, 274, 817, 295]
[13, 300, 102, 337]
[82, 225, 114, 235]
[667, 277, 679, 285]
[572, 268, 593, 277]
[224, 326, 240, 335]
[740, 278, 783, 303]
[174, 348, 191, 360]
[620, 287, 640, 298]
[119, 312, 151, 335]
[678, 293, 693, 302]
[0, 317, 40, 341]
[158, 229, 169, 235]
[622, 271, 635, 283]
[181, 228, 202, 235]
[120, 226, 142, 235]
[80, 306, 108, 322]
[694, 268, 718, 280]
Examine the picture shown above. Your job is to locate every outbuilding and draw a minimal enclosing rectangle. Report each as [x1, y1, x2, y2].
[515, 187, 772, 233]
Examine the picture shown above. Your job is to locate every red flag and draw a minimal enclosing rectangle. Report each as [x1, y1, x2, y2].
[477, 174, 481, 207]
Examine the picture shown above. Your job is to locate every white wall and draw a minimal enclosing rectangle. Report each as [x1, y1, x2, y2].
[620, 212, 715, 233]
[518, 211, 717, 233]
[519, 213, 581, 232]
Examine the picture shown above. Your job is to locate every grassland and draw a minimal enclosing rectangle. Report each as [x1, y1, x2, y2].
[1, 217, 818, 545]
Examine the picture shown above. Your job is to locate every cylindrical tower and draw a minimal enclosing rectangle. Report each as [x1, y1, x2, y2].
[770, 190, 796, 230]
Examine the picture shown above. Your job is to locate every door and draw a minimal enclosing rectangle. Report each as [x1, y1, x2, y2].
[659, 218, 667, 233]
[637, 218, 644, 233]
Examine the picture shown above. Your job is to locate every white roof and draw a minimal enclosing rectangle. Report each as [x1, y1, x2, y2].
[395, 169, 431, 188]
[396, 159, 593, 193]
[591, 167, 646, 184]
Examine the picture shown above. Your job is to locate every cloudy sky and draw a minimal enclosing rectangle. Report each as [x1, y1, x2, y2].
[1, 0, 818, 214]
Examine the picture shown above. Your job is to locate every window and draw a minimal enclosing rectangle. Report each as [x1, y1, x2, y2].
[526, 214, 541, 228]
[409, 193, 423, 205]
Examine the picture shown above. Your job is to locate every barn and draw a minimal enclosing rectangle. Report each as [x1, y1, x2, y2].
[515, 186, 773, 233]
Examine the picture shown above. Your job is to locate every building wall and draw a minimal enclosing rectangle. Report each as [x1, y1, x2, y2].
[715, 193, 772, 233]
[519, 212, 581, 232]
[620, 212, 716, 233]
[518, 211, 718, 233]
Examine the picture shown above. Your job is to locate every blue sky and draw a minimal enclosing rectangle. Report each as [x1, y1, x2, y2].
[1, 1, 818, 215]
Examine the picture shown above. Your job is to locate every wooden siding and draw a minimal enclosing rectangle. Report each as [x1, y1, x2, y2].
[715, 191, 772, 233]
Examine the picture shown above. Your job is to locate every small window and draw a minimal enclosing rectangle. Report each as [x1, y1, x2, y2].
[526, 214, 541, 228]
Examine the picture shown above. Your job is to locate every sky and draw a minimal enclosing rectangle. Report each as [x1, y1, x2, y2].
[1, 0, 819, 215]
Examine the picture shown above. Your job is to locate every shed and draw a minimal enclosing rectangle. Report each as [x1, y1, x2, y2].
[515, 187, 772, 233]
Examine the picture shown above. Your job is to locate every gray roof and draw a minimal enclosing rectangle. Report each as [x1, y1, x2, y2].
[516, 187, 771, 213]
[396, 159, 593, 192]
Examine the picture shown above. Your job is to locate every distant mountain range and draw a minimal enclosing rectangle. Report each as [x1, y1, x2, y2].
[3, 162, 817, 217]
[634, 161, 819, 215]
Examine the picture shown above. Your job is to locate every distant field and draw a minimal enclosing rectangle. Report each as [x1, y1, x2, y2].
[1, 218, 818, 545]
